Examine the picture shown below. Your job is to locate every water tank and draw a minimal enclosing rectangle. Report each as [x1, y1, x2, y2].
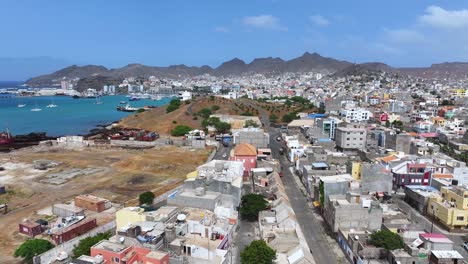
[94, 254, 104, 264]
[177, 214, 186, 222]
[452, 179, 459, 186]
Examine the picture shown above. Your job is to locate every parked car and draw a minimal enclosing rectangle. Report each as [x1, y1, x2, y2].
[276, 136, 282, 141]
[463, 242, 468, 251]
[222, 153, 227, 158]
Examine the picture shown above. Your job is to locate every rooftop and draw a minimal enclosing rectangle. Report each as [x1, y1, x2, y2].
[431, 250, 464, 259]
[75, 194, 108, 203]
[420, 233, 453, 244]
[234, 143, 257, 156]
[93, 240, 127, 253]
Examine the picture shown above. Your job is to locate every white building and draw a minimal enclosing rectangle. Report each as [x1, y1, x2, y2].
[180, 91, 192, 101]
[340, 108, 372, 122]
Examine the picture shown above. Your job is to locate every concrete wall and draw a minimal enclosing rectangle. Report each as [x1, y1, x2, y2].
[360, 163, 393, 193]
[33, 221, 116, 264]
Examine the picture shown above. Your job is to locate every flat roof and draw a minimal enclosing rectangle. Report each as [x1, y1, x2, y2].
[431, 250, 463, 259]
[311, 162, 329, 168]
[93, 240, 127, 253]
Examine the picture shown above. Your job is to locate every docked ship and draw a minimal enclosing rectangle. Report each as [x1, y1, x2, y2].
[0, 131, 14, 148]
[116, 104, 140, 112]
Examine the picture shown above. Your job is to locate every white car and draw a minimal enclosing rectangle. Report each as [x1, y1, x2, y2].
[222, 153, 227, 158]
[463, 242, 468, 251]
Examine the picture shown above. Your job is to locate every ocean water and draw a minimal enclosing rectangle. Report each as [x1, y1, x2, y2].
[0, 95, 172, 136]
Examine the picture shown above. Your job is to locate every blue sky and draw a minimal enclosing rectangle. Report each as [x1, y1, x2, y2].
[2, 0, 468, 80]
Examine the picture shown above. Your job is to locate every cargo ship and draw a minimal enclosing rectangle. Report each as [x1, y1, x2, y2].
[0, 131, 14, 148]
[0, 131, 54, 151]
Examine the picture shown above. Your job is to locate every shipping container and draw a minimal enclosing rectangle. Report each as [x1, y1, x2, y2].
[52, 203, 85, 218]
[51, 218, 97, 244]
[19, 221, 42, 237]
[74, 194, 111, 213]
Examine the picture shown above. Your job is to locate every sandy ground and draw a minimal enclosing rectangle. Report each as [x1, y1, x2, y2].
[0, 145, 209, 263]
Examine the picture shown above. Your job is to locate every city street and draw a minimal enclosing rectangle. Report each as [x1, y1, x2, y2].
[269, 130, 341, 264]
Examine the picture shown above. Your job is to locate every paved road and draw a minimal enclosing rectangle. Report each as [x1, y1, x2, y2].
[213, 143, 231, 160]
[269, 130, 339, 264]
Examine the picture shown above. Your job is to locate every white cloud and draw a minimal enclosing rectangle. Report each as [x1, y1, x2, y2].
[385, 29, 424, 43]
[242, 15, 287, 31]
[309, 15, 329, 26]
[214, 26, 229, 33]
[419, 5, 468, 28]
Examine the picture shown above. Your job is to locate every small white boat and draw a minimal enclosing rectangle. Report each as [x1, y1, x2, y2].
[95, 97, 103, 105]
[31, 108, 42, 112]
[17, 104, 26, 108]
[46, 104, 58, 108]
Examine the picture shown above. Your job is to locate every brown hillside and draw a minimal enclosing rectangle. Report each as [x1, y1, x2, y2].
[119, 97, 246, 134]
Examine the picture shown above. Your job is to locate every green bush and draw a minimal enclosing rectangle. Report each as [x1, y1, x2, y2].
[139, 191, 155, 205]
[368, 230, 404, 250]
[72, 232, 111, 258]
[14, 239, 54, 263]
[282, 112, 298, 123]
[166, 99, 182, 113]
[171, 125, 192, 136]
[240, 193, 268, 221]
[214, 121, 231, 134]
[198, 108, 212, 119]
[211, 105, 220, 111]
[244, 120, 259, 128]
[241, 240, 276, 264]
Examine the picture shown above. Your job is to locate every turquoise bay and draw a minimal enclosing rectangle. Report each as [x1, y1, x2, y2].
[0, 95, 171, 136]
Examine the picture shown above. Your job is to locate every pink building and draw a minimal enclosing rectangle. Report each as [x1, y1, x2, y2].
[231, 143, 257, 178]
[90, 240, 169, 264]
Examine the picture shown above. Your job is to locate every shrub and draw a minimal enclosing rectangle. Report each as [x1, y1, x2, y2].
[171, 125, 192, 136]
[198, 108, 212, 119]
[241, 240, 276, 264]
[139, 191, 155, 205]
[368, 230, 404, 250]
[72, 232, 111, 258]
[240, 193, 268, 221]
[14, 239, 54, 263]
[211, 105, 220, 111]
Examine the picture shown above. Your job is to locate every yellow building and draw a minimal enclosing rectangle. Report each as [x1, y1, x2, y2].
[449, 88, 467, 98]
[427, 186, 468, 229]
[116, 207, 146, 230]
[350, 162, 361, 180]
[431, 117, 446, 127]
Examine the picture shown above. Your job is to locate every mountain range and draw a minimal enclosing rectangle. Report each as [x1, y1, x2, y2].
[26, 52, 468, 88]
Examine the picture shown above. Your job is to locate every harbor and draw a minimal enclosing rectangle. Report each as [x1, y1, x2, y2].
[0, 95, 173, 136]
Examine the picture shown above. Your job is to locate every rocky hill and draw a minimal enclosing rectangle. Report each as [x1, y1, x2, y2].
[26, 52, 468, 87]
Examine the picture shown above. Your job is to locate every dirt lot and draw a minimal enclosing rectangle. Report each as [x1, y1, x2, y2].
[0, 145, 209, 263]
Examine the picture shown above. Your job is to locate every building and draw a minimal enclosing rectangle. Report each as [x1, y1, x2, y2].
[169, 160, 244, 210]
[340, 108, 372, 122]
[391, 161, 432, 190]
[116, 206, 179, 230]
[324, 192, 383, 233]
[335, 124, 367, 150]
[231, 143, 257, 177]
[404, 185, 440, 214]
[427, 186, 468, 230]
[51, 218, 98, 244]
[233, 127, 269, 148]
[316, 117, 342, 139]
[74, 194, 111, 213]
[90, 240, 170, 264]
[52, 203, 85, 218]
[18, 220, 42, 237]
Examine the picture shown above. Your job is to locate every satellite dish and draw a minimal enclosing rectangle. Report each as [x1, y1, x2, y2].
[177, 214, 186, 221]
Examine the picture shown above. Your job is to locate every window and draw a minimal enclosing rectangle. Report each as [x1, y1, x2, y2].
[359, 138, 363, 140]
[347, 138, 350, 140]
[457, 216, 464, 221]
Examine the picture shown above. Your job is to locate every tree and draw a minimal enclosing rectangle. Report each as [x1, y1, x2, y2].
[282, 112, 298, 123]
[72, 232, 111, 258]
[14, 239, 54, 263]
[240, 193, 268, 221]
[244, 120, 259, 128]
[441, 99, 454, 106]
[241, 240, 276, 264]
[368, 230, 404, 250]
[139, 191, 155, 205]
[241, 111, 254, 116]
[211, 105, 220, 111]
[202, 117, 221, 128]
[198, 108, 212, 119]
[166, 99, 182, 113]
[170, 125, 192, 136]
[214, 121, 231, 134]
[269, 114, 278, 123]
[392, 120, 403, 128]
